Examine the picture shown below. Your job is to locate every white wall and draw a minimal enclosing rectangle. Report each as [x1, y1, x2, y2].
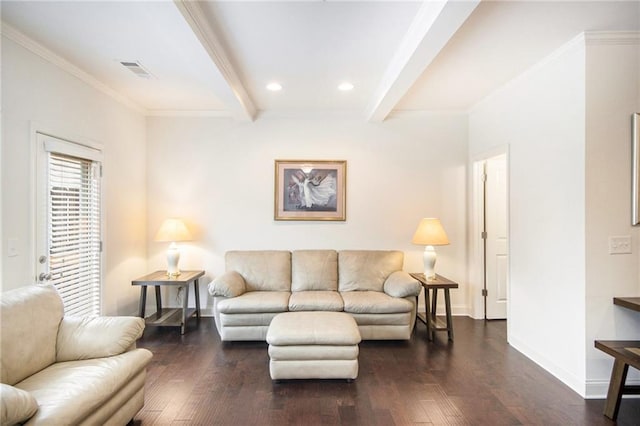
[1, 36, 147, 315]
[146, 113, 468, 315]
[584, 35, 640, 397]
[469, 36, 588, 395]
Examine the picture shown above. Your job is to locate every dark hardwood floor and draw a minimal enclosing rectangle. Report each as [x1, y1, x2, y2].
[134, 317, 640, 425]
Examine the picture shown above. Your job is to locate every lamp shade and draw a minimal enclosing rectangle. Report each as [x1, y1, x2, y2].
[411, 218, 450, 246]
[154, 218, 192, 242]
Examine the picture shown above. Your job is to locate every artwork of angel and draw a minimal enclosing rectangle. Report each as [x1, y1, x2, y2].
[285, 168, 338, 211]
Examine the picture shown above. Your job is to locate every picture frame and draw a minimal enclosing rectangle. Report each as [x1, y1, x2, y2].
[274, 160, 346, 221]
[633, 113, 640, 225]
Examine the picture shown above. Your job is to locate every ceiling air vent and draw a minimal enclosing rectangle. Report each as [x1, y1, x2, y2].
[120, 61, 154, 79]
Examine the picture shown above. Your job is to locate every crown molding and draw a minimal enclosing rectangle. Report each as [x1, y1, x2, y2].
[146, 110, 233, 118]
[1, 21, 146, 115]
[174, 0, 256, 122]
[584, 31, 640, 45]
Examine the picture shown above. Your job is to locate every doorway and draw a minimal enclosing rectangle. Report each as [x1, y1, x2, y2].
[35, 132, 104, 316]
[472, 151, 509, 320]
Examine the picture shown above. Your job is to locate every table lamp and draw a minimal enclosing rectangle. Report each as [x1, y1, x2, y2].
[154, 218, 193, 277]
[411, 218, 450, 280]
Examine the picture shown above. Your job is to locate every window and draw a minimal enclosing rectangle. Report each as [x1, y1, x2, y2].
[37, 134, 103, 316]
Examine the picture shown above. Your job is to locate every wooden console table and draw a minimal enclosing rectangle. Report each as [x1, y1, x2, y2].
[595, 297, 640, 420]
[410, 273, 458, 341]
[132, 270, 204, 335]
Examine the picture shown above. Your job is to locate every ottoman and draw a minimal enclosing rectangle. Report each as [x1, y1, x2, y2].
[266, 311, 362, 380]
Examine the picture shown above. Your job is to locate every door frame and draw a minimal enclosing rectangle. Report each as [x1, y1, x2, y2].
[30, 122, 105, 310]
[469, 145, 510, 321]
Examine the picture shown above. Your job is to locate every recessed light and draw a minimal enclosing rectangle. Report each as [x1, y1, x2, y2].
[266, 82, 282, 91]
[338, 82, 354, 91]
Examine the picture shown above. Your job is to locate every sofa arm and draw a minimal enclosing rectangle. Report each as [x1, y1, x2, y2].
[208, 271, 246, 298]
[0, 383, 38, 426]
[56, 316, 145, 362]
[383, 271, 421, 298]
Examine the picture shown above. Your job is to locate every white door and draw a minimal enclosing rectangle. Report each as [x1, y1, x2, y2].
[484, 154, 508, 319]
[35, 133, 103, 316]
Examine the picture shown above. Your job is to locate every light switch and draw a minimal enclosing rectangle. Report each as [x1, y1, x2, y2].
[7, 238, 18, 257]
[609, 236, 632, 254]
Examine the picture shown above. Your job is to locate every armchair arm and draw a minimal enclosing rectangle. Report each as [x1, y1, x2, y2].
[208, 271, 246, 298]
[0, 383, 38, 426]
[56, 316, 145, 362]
[383, 271, 421, 298]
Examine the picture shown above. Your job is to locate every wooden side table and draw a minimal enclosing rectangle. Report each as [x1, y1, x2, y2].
[132, 270, 204, 334]
[410, 273, 458, 341]
[594, 297, 640, 420]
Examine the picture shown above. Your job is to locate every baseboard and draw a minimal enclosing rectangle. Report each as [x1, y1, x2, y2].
[585, 379, 640, 399]
[201, 308, 215, 317]
[508, 334, 586, 397]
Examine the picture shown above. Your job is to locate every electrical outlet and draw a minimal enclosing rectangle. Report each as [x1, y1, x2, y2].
[609, 236, 632, 254]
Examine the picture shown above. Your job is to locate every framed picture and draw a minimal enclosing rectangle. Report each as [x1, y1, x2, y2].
[274, 160, 346, 221]
[633, 113, 640, 225]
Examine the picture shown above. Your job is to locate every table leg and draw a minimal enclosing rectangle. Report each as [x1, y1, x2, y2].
[444, 288, 454, 341]
[154, 286, 162, 319]
[194, 279, 201, 320]
[181, 284, 189, 335]
[604, 359, 629, 420]
[424, 286, 433, 341]
[138, 286, 147, 318]
[432, 288, 438, 324]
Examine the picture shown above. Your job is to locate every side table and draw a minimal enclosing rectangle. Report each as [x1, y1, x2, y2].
[410, 273, 458, 341]
[132, 270, 204, 334]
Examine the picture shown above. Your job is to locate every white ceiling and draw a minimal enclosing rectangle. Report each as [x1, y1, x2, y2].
[1, 1, 638, 121]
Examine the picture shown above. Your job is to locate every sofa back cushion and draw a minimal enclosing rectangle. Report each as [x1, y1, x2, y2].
[0, 285, 63, 385]
[292, 250, 338, 291]
[338, 250, 404, 292]
[226, 250, 291, 292]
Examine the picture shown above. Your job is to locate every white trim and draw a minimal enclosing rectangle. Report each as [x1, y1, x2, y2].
[510, 334, 586, 397]
[146, 109, 233, 118]
[31, 123, 106, 315]
[585, 378, 640, 399]
[173, 0, 256, 122]
[468, 145, 510, 321]
[387, 109, 469, 119]
[2, 22, 146, 115]
[43, 138, 103, 162]
[584, 31, 640, 45]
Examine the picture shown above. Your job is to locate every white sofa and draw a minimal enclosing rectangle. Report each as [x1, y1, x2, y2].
[208, 250, 421, 341]
[0, 285, 153, 425]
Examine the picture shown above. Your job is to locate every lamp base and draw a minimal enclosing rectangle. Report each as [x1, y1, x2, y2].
[166, 242, 181, 277]
[423, 245, 437, 281]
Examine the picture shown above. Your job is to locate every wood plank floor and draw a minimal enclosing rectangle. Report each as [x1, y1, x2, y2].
[133, 317, 640, 425]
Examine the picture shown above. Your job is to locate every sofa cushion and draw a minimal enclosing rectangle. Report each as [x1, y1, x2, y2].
[338, 250, 404, 292]
[0, 383, 38, 425]
[291, 250, 338, 291]
[15, 349, 152, 426]
[56, 316, 145, 362]
[0, 285, 63, 385]
[226, 251, 291, 292]
[267, 312, 361, 346]
[288, 291, 344, 312]
[209, 271, 246, 297]
[217, 291, 290, 314]
[341, 291, 414, 314]
[383, 271, 422, 298]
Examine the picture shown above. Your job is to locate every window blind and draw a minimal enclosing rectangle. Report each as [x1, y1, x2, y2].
[48, 152, 102, 317]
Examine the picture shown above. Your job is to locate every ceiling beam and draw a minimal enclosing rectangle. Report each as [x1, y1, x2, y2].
[174, 0, 256, 122]
[365, 0, 480, 122]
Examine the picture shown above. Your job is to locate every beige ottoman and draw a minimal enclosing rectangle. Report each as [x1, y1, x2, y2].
[266, 311, 362, 380]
